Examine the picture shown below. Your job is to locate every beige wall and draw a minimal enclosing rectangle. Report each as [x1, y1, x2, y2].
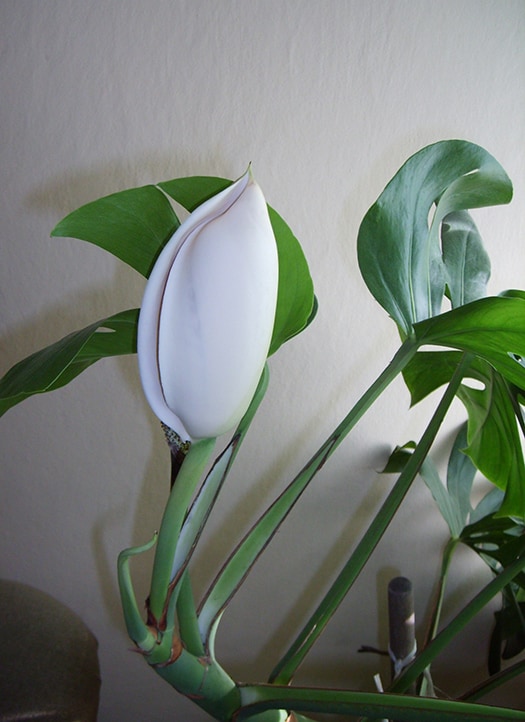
[1, 1, 524, 719]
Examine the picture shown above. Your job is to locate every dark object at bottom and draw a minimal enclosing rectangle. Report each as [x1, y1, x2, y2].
[0, 579, 101, 721]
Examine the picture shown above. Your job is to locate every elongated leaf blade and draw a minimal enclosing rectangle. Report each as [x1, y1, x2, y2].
[51, 186, 179, 277]
[442, 211, 491, 308]
[382, 442, 465, 537]
[159, 175, 315, 355]
[267, 207, 316, 353]
[0, 309, 138, 416]
[419, 456, 465, 538]
[357, 140, 512, 335]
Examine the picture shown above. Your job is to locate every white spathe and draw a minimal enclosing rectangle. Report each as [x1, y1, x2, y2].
[137, 169, 279, 441]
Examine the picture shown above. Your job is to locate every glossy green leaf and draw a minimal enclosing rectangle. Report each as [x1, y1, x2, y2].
[442, 210, 491, 307]
[51, 186, 179, 277]
[461, 515, 525, 591]
[158, 175, 316, 355]
[0, 309, 138, 416]
[458, 367, 525, 517]
[357, 140, 512, 335]
[402, 350, 464, 405]
[267, 207, 316, 353]
[403, 348, 525, 518]
[413, 296, 525, 391]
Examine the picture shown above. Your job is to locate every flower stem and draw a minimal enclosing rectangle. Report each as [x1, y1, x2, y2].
[270, 352, 473, 684]
[149, 437, 217, 622]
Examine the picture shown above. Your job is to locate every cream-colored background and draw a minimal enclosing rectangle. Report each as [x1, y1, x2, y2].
[1, 2, 524, 720]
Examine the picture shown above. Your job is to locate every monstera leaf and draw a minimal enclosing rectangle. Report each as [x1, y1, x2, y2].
[357, 140, 512, 335]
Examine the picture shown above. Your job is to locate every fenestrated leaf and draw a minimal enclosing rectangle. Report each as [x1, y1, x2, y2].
[158, 174, 316, 355]
[0, 309, 138, 416]
[402, 346, 525, 518]
[491, 594, 525, 674]
[413, 296, 525, 392]
[442, 210, 491, 308]
[357, 140, 512, 335]
[51, 186, 179, 277]
[458, 367, 525, 518]
[461, 514, 525, 592]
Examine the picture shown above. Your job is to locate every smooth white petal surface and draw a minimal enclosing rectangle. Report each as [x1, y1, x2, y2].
[137, 170, 278, 441]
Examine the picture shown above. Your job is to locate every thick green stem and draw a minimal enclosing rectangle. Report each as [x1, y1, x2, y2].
[236, 683, 525, 721]
[153, 649, 240, 721]
[270, 353, 473, 684]
[149, 437, 217, 621]
[198, 339, 418, 650]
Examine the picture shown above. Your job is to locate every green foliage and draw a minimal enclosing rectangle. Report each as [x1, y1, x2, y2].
[413, 296, 525, 391]
[442, 210, 491, 307]
[51, 186, 179, 277]
[2, 141, 525, 720]
[489, 595, 525, 674]
[1, 175, 314, 415]
[0, 309, 138, 416]
[403, 350, 525, 518]
[357, 140, 512, 335]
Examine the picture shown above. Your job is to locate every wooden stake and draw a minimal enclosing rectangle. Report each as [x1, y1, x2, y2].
[388, 576, 416, 699]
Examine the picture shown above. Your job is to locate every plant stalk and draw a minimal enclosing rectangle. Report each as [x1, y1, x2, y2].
[270, 353, 473, 684]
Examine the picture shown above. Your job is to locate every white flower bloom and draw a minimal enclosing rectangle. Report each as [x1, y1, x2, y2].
[137, 169, 278, 442]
